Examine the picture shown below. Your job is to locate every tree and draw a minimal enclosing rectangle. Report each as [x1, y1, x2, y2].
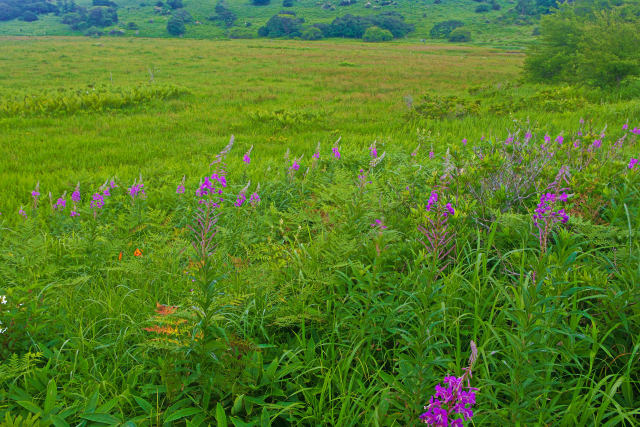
[21, 10, 39, 21]
[167, 15, 185, 35]
[448, 28, 471, 42]
[283, 0, 293, 6]
[524, 1, 640, 86]
[252, 0, 270, 5]
[171, 8, 192, 23]
[167, 0, 182, 9]
[301, 26, 323, 40]
[363, 25, 393, 42]
[212, 1, 235, 27]
[258, 13, 303, 37]
[87, 6, 117, 26]
[430, 20, 464, 38]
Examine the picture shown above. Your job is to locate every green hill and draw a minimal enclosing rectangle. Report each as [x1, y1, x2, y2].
[0, 0, 545, 46]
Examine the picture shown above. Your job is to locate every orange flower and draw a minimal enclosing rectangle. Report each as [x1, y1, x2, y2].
[118, 251, 123, 261]
[134, 248, 142, 257]
[155, 302, 178, 316]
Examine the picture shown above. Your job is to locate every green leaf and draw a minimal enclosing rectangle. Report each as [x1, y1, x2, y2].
[134, 395, 153, 414]
[164, 408, 203, 423]
[260, 407, 270, 427]
[17, 401, 42, 415]
[216, 403, 227, 427]
[44, 380, 58, 413]
[79, 412, 122, 424]
[50, 414, 70, 427]
[231, 395, 244, 416]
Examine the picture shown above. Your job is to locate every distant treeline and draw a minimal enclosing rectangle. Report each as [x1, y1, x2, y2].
[0, 0, 57, 22]
[256, 11, 414, 40]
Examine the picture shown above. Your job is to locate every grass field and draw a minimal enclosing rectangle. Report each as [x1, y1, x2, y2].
[0, 37, 527, 216]
[0, 37, 639, 425]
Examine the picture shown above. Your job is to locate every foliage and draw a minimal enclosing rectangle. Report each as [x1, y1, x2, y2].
[0, 84, 191, 117]
[300, 25, 323, 40]
[228, 26, 257, 38]
[362, 25, 392, 42]
[86, 5, 118, 27]
[429, 19, 464, 38]
[448, 28, 471, 42]
[167, 0, 183, 9]
[211, 0, 236, 27]
[0, 119, 639, 424]
[324, 12, 413, 39]
[525, 0, 640, 87]
[0, 38, 640, 426]
[167, 14, 186, 35]
[0, 0, 57, 22]
[258, 13, 304, 38]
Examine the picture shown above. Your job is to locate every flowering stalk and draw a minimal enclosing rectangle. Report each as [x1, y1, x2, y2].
[420, 341, 478, 426]
[370, 218, 387, 256]
[243, 145, 253, 164]
[176, 175, 186, 194]
[31, 182, 40, 210]
[418, 191, 456, 278]
[312, 142, 321, 169]
[533, 167, 571, 255]
[249, 183, 261, 207]
[234, 181, 251, 207]
[128, 175, 146, 203]
[369, 140, 378, 158]
[332, 137, 341, 159]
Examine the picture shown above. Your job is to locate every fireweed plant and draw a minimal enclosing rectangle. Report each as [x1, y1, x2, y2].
[0, 121, 639, 425]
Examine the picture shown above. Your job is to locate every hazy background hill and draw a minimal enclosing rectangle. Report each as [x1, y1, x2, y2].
[0, 0, 550, 46]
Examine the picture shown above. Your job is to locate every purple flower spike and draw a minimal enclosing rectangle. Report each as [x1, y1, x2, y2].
[72, 183, 81, 203]
[629, 158, 638, 169]
[90, 193, 104, 210]
[426, 191, 438, 211]
[419, 341, 477, 426]
[444, 203, 455, 217]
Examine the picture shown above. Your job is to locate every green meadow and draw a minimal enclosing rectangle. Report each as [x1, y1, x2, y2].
[0, 36, 639, 425]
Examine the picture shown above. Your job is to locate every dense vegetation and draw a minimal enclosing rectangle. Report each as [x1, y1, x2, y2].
[1, 36, 639, 425]
[0, 0, 551, 45]
[525, 0, 640, 88]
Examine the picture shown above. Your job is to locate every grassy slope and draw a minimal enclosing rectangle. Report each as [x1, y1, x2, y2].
[0, 0, 536, 47]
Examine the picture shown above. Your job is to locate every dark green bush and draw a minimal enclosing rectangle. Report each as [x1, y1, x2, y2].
[211, 1, 236, 27]
[167, 15, 185, 35]
[258, 13, 304, 38]
[20, 10, 38, 21]
[86, 6, 118, 27]
[475, 4, 490, 12]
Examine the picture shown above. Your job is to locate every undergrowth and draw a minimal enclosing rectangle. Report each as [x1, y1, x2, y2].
[1, 120, 639, 425]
